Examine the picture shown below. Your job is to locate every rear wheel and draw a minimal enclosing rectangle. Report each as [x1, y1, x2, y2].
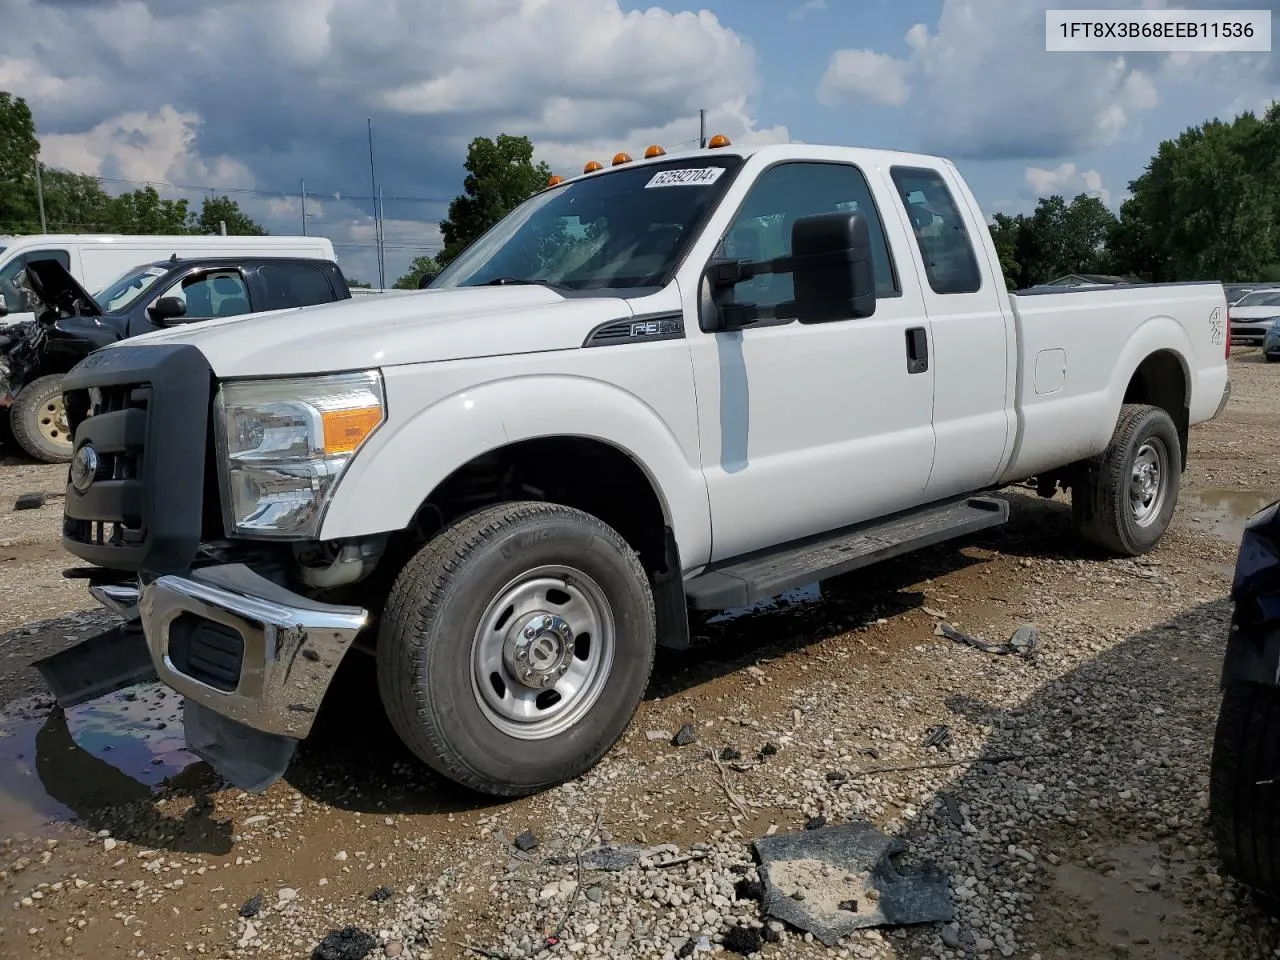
[376, 501, 657, 796]
[11, 374, 72, 463]
[1072, 403, 1180, 556]
[1211, 679, 1280, 906]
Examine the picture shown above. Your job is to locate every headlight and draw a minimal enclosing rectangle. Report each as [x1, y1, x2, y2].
[213, 370, 385, 539]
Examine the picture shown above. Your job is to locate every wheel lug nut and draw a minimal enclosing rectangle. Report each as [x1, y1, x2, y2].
[524, 627, 535, 638]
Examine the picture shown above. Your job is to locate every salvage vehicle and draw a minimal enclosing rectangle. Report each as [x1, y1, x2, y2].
[0, 256, 352, 462]
[0, 234, 336, 328]
[43, 138, 1232, 797]
[1211, 497, 1280, 905]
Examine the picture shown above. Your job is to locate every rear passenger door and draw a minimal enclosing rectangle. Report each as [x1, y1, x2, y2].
[255, 262, 339, 311]
[687, 159, 936, 562]
[886, 165, 1014, 499]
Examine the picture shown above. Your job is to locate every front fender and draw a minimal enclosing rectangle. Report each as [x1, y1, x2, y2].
[319, 370, 712, 570]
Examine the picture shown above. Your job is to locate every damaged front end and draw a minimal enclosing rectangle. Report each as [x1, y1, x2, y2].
[1221, 498, 1280, 689]
[40, 342, 372, 792]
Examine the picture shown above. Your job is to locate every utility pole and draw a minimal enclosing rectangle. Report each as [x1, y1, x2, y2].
[34, 160, 47, 233]
[377, 186, 386, 291]
[219, 220, 227, 236]
[367, 118, 385, 290]
[699, 109, 707, 149]
[301, 179, 307, 236]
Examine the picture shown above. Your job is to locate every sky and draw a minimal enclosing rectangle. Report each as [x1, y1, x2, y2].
[0, 0, 1276, 286]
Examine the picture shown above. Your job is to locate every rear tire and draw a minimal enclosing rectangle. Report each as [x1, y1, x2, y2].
[1072, 403, 1180, 556]
[1210, 679, 1280, 906]
[11, 374, 72, 463]
[376, 501, 657, 797]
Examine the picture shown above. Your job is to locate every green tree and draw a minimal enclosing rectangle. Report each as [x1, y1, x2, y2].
[0, 91, 40, 232]
[393, 254, 442, 288]
[105, 186, 191, 234]
[190, 195, 266, 235]
[1110, 107, 1280, 282]
[437, 134, 551, 267]
[987, 213, 1021, 289]
[40, 169, 114, 232]
[1012, 194, 1118, 287]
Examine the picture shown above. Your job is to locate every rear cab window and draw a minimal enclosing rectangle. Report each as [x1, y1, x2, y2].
[889, 166, 982, 295]
[258, 263, 337, 309]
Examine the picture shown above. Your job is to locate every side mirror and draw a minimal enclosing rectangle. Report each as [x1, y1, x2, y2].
[702, 211, 876, 331]
[788, 212, 876, 323]
[148, 296, 187, 323]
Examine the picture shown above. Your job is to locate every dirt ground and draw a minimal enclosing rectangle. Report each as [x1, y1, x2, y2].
[1, 351, 1279, 960]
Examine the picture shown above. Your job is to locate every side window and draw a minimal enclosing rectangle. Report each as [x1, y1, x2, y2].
[714, 162, 900, 314]
[159, 271, 250, 320]
[889, 167, 982, 295]
[259, 264, 335, 310]
[0, 250, 71, 313]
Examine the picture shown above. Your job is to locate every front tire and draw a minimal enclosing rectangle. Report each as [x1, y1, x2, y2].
[377, 501, 657, 797]
[11, 374, 72, 463]
[1211, 680, 1280, 905]
[1072, 403, 1180, 556]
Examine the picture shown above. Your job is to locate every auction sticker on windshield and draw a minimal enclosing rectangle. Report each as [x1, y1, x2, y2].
[645, 167, 726, 188]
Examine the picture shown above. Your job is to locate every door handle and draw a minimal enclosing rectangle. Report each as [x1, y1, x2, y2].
[905, 326, 929, 374]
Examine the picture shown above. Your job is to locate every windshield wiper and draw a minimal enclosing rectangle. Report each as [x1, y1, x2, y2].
[480, 277, 568, 290]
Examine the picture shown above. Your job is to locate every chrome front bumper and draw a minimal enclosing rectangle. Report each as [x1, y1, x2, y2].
[133, 564, 368, 739]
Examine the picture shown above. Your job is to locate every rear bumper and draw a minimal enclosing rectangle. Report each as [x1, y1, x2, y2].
[135, 564, 368, 739]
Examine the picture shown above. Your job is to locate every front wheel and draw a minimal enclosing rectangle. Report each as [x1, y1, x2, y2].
[377, 501, 657, 796]
[11, 374, 72, 463]
[1072, 403, 1181, 556]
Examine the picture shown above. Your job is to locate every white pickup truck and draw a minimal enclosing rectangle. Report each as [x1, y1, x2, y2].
[45, 139, 1231, 796]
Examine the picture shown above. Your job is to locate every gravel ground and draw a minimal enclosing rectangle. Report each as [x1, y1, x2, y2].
[1, 351, 1279, 960]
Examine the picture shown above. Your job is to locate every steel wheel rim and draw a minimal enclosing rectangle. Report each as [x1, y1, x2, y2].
[470, 564, 616, 740]
[39, 395, 69, 446]
[1129, 437, 1169, 527]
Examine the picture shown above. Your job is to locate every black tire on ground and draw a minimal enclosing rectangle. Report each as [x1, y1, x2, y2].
[1211, 679, 1280, 905]
[11, 374, 72, 463]
[1071, 403, 1181, 556]
[376, 500, 657, 797]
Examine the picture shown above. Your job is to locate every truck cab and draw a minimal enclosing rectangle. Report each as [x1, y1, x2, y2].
[44, 137, 1229, 797]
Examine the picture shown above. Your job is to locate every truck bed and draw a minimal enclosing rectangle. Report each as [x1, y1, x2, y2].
[1000, 280, 1229, 483]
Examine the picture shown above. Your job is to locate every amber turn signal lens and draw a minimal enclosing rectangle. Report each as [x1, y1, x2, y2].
[708, 134, 731, 149]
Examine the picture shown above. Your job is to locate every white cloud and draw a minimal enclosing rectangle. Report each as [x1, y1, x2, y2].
[1024, 162, 1113, 206]
[790, 0, 827, 21]
[39, 106, 254, 189]
[817, 49, 912, 108]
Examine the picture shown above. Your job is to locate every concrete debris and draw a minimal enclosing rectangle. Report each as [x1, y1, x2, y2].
[752, 821, 953, 946]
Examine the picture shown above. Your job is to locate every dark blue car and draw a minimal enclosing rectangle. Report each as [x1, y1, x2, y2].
[1212, 497, 1280, 902]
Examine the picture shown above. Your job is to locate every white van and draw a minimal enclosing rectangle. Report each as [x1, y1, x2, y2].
[0, 234, 337, 325]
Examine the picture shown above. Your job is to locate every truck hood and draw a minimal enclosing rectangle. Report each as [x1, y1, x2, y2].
[117, 285, 639, 377]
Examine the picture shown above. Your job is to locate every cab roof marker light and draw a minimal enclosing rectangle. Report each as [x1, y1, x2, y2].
[584, 160, 603, 173]
[644, 145, 666, 158]
[612, 152, 633, 166]
[708, 134, 731, 149]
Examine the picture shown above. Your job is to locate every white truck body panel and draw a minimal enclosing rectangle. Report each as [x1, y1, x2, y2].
[0, 234, 337, 326]
[107, 142, 1230, 576]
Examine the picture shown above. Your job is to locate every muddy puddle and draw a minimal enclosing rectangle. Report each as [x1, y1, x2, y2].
[1184, 488, 1277, 545]
[0, 682, 198, 837]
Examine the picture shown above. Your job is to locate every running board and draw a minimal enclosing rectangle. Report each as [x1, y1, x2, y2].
[685, 496, 1009, 611]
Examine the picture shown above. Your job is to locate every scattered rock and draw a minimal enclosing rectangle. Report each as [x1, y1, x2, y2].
[719, 746, 742, 761]
[102, 838, 117, 853]
[311, 926, 379, 960]
[278, 887, 298, 902]
[514, 830, 539, 852]
[722, 926, 764, 955]
[238, 893, 263, 918]
[672, 723, 697, 747]
[805, 816, 827, 830]
[646, 730, 671, 741]
[368, 885, 393, 902]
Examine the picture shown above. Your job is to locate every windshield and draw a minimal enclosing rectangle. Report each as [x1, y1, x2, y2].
[93, 263, 169, 312]
[1236, 290, 1280, 308]
[430, 155, 745, 292]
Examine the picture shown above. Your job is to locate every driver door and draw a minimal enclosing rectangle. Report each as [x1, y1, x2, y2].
[133, 268, 253, 334]
[686, 160, 937, 562]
